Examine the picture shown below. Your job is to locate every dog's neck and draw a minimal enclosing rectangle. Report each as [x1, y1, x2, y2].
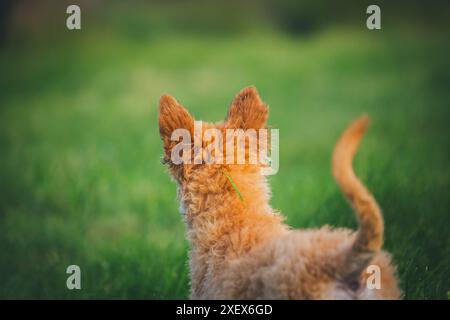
[179, 168, 285, 257]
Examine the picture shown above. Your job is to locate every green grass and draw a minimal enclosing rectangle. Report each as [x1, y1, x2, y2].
[0, 27, 449, 299]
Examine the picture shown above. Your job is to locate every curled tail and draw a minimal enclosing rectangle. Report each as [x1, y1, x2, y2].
[332, 115, 384, 281]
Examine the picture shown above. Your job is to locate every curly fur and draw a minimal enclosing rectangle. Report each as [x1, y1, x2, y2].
[158, 86, 401, 299]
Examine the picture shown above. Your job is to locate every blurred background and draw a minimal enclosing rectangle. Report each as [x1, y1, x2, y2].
[0, 0, 449, 299]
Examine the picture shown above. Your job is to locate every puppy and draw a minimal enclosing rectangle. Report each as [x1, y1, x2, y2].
[158, 86, 401, 299]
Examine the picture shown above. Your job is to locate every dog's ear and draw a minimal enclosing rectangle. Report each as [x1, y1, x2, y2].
[225, 86, 268, 129]
[158, 94, 194, 158]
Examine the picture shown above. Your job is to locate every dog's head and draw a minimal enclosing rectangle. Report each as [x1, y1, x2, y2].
[158, 86, 270, 207]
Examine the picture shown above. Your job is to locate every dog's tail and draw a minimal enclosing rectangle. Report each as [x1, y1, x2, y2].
[332, 115, 384, 282]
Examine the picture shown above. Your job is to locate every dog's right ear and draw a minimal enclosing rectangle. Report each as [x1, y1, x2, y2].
[158, 94, 194, 158]
[225, 86, 268, 130]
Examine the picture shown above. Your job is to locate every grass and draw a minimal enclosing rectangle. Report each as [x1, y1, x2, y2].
[0, 27, 449, 299]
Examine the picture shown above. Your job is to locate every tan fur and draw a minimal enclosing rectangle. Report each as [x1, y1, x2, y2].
[158, 86, 401, 299]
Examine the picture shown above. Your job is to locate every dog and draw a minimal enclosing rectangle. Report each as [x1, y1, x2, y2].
[158, 86, 401, 299]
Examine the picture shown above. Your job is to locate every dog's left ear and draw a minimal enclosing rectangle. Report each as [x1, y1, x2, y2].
[225, 86, 268, 129]
[158, 94, 194, 158]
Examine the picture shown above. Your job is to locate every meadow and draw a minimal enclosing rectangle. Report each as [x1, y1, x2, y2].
[0, 22, 449, 299]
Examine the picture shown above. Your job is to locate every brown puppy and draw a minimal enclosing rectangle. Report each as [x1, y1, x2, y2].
[158, 86, 401, 299]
